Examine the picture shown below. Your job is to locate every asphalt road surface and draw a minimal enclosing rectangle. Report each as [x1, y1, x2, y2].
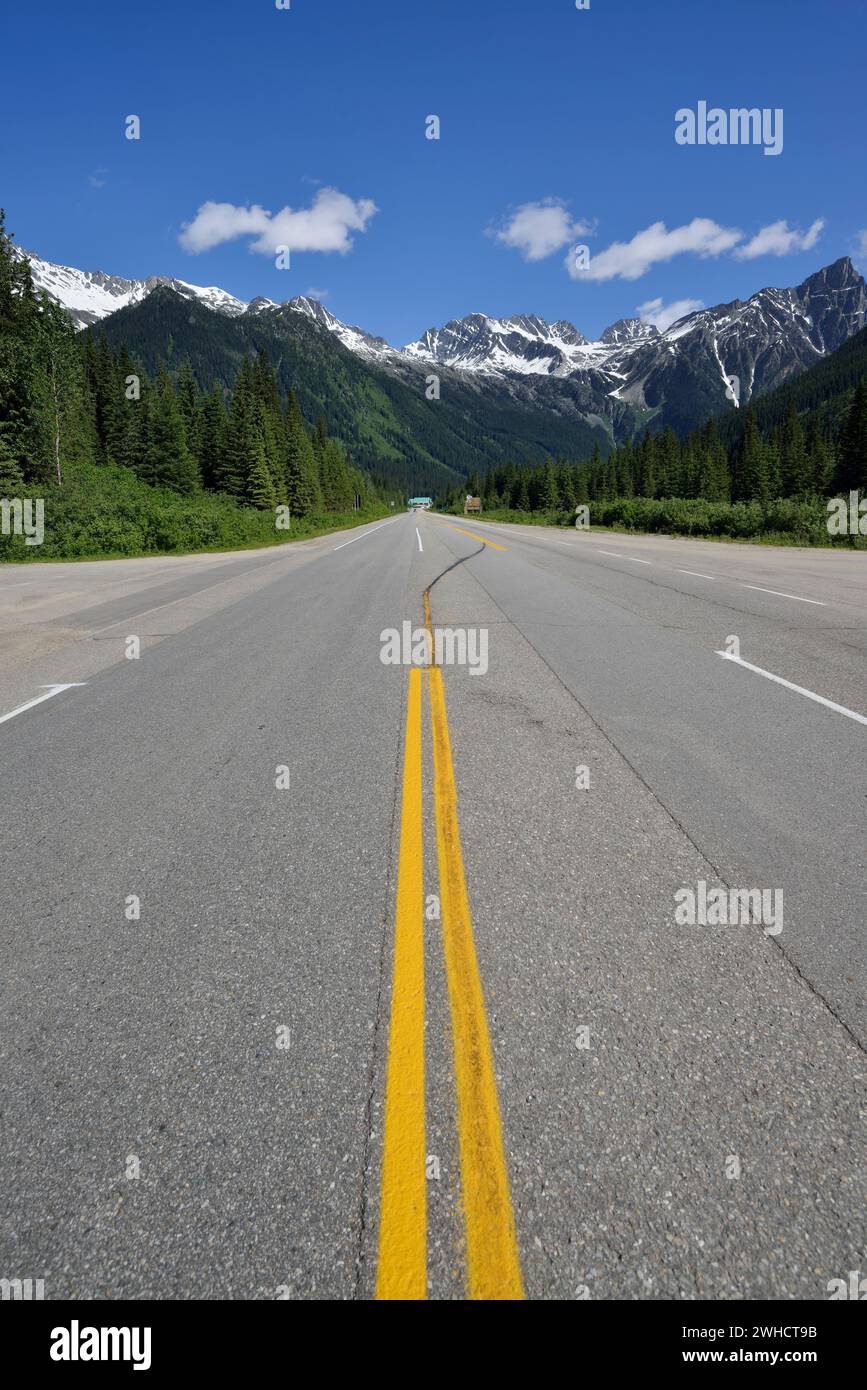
[1, 513, 865, 1300]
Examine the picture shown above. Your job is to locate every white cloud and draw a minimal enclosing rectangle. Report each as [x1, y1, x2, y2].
[853, 230, 867, 266]
[88, 168, 109, 189]
[491, 199, 593, 263]
[304, 287, 329, 301]
[179, 188, 378, 256]
[637, 296, 705, 332]
[566, 218, 742, 282]
[734, 218, 825, 260]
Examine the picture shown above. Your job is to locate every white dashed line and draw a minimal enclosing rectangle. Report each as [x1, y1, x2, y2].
[741, 584, 826, 606]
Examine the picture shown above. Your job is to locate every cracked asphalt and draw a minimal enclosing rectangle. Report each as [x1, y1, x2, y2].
[0, 512, 864, 1299]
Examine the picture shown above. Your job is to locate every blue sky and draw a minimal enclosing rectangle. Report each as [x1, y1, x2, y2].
[2, 0, 865, 344]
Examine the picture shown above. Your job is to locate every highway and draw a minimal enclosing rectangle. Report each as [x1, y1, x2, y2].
[0, 511, 864, 1300]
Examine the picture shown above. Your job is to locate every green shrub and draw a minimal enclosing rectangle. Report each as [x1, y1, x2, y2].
[0, 461, 388, 562]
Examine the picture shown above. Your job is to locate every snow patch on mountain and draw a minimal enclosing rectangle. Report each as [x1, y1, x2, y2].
[17, 248, 247, 329]
[16, 244, 867, 424]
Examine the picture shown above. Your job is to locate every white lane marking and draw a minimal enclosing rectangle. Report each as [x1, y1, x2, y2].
[598, 550, 624, 558]
[416, 527, 423, 552]
[628, 558, 653, 565]
[741, 584, 826, 607]
[332, 517, 401, 551]
[715, 653, 867, 727]
[0, 683, 87, 727]
[678, 569, 717, 580]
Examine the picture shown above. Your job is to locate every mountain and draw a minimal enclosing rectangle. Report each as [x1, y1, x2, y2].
[610, 258, 867, 434]
[17, 248, 251, 329]
[717, 319, 867, 451]
[600, 318, 660, 347]
[281, 294, 397, 362]
[92, 288, 609, 494]
[398, 260, 867, 434]
[403, 313, 594, 375]
[21, 245, 867, 476]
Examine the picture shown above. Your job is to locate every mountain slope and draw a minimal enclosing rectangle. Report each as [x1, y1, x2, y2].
[717, 320, 867, 450]
[17, 247, 251, 328]
[403, 260, 867, 435]
[93, 289, 611, 492]
[26, 243, 867, 479]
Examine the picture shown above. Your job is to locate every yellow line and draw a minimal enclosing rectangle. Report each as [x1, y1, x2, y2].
[425, 594, 524, 1300]
[376, 667, 427, 1300]
[438, 522, 506, 551]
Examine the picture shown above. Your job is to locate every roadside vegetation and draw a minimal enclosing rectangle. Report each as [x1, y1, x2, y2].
[0, 211, 394, 561]
[441, 375, 867, 547]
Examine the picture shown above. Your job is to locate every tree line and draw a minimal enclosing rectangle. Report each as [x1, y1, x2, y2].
[444, 392, 867, 515]
[0, 210, 379, 516]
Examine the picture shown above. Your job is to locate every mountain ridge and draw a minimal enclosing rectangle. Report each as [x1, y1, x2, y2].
[21, 244, 867, 470]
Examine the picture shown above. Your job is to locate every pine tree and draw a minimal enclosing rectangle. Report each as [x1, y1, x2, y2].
[176, 359, 201, 464]
[557, 461, 577, 509]
[0, 420, 24, 493]
[779, 402, 810, 496]
[284, 392, 322, 515]
[837, 381, 867, 492]
[198, 384, 227, 491]
[144, 370, 200, 493]
[638, 435, 656, 498]
[656, 428, 680, 497]
[219, 383, 257, 500]
[735, 409, 770, 501]
[243, 436, 277, 509]
[538, 459, 560, 510]
[806, 416, 834, 495]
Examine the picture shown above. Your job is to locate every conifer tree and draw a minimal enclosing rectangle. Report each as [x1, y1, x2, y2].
[806, 416, 835, 495]
[779, 401, 810, 496]
[144, 370, 200, 493]
[176, 360, 201, 464]
[735, 409, 770, 501]
[198, 384, 227, 491]
[284, 391, 322, 514]
[0, 420, 25, 493]
[539, 458, 560, 510]
[243, 436, 277, 509]
[837, 381, 867, 491]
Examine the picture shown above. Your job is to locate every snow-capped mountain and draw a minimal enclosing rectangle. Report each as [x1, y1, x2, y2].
[403, 313, 597, 375]
[401, 260, 867, 404]
[17, 248, 250, 329]
[599, 318, 660, 347]
[18, 247, 404, 360]
[264, 294, 397, 362]
[603, 257, 867, 423]
[19, 243, 867, 437]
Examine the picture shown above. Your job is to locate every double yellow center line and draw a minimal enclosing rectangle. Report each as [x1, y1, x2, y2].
[376, 581, 523, 1301]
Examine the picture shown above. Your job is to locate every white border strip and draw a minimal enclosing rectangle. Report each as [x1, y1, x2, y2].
[0, 683, 87, 727]
[332, 517, 401, 551]
[715, 653, 867, 727]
